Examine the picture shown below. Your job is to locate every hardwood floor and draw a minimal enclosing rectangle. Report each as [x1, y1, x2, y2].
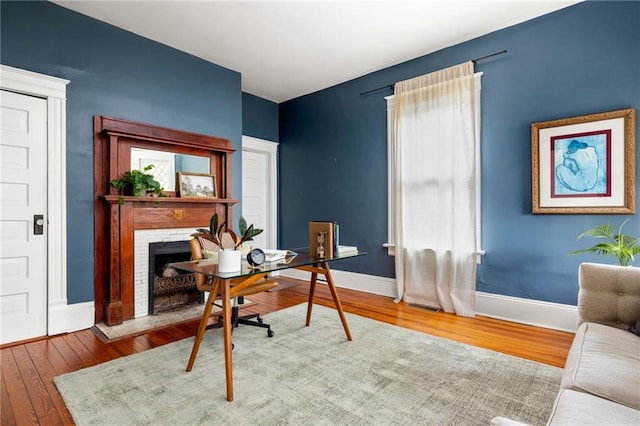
[1, 277, 575, 425]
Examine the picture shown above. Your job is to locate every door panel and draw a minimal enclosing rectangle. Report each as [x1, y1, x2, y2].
[242, 150, 268, 249]
[0, 90, 47, 345]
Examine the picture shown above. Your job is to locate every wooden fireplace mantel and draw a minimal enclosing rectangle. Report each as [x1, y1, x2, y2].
[94, 116, 238, 326]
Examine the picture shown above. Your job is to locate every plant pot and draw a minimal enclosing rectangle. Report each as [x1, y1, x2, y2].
[218, 249, 241, 272]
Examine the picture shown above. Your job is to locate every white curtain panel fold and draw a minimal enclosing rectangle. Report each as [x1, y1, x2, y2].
[393, 61, 478, 317]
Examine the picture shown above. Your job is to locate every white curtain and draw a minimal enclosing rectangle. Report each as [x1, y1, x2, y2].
[393, 61, 478, 317]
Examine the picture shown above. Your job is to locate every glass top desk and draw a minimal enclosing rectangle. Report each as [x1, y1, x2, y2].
[170, 249, 366, 402]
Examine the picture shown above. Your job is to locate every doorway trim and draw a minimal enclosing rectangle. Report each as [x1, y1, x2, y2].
[1, 64, 69, 335]
[242, 135, 278, 249]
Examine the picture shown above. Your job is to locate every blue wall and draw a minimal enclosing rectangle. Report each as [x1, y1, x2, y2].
[242, 92, 279, 142]
[279, 1, 640, 305]
[1, 1, 242, 304]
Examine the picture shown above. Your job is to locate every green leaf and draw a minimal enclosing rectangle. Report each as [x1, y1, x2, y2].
[239, 216, 248, 235]
[209, 213, 219, 235]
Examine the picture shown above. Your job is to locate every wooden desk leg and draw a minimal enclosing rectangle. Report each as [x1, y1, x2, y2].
[321, 262, 353, 341]
[186, 279, 220, 372]
[221, 278, 234, 402]
[305, 269, 318, 327]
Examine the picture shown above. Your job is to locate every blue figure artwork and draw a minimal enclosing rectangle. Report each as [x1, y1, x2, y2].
[553, 132, 609, 197]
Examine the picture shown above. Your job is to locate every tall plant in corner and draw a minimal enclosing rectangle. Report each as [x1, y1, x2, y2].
[570, 218, 640, 266]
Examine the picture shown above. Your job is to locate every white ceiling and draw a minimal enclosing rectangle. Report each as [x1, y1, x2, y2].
[53, 1, 581, 103]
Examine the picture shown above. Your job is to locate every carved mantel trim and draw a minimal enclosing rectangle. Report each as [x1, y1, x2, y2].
[94, 116, 238, 325]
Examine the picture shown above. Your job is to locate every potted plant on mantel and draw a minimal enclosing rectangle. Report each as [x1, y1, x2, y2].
[109, 164, 164, 205]
[192, 213, 263, 272]
[570, 218, 640, 266]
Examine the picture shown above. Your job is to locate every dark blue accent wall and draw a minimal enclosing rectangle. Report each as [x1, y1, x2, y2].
[242, 92, 279, 142]
[1, 1, 242, 304]
[279, 1, 640, 305]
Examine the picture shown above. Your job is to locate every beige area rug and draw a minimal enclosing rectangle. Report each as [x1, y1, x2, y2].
[93, 298, 255, 341]
[56, 304, 561, 425]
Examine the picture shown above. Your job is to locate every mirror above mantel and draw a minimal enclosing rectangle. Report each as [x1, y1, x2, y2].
[130, 148, 210, 192]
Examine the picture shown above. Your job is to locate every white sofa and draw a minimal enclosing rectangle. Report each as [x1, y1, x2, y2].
[494, 262, 640, 425]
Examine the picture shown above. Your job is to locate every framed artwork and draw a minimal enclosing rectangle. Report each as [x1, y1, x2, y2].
[177, 172, 217, 199]
[531, 108, 636, 214]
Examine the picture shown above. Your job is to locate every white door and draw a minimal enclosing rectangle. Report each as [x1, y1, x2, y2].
[242, 136, 278, 251]
[0, 90, 48, 345]
[242, 150, 269, 249]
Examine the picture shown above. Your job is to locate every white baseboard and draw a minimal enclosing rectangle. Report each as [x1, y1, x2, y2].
[475, 292, 577, 332]
[279, 269, 577, 332]
[47, 299, 69, 335]
[55, 301, 95, 335]
[279, 268, 396, 298]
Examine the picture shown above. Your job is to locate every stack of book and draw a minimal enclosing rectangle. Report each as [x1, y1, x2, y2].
[309, 221, 358, 258]
[337, 245, 358, 256]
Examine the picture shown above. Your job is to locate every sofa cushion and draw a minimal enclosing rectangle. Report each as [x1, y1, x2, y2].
[562, 322, 640, 409]
[547, 389, 639, 425]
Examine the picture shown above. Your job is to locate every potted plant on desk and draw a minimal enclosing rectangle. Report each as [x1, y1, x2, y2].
[192, 213, 263, 272]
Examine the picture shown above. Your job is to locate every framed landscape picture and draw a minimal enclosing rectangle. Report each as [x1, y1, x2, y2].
[177, 172, 217, 199]
[531, 108, 636, 214]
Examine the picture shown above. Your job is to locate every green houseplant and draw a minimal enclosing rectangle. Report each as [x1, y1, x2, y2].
[192, 213, 263, 251]
[570, 219, 640, 266]
[110, 164, 164, 205]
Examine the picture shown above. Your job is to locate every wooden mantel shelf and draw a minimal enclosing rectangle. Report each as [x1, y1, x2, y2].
[103, 195, 238, 205]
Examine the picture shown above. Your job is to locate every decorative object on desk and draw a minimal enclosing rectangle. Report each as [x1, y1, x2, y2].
[570, 218, 639, 266]
[218, 249, 242, 272]
[263, 249, 298, 264]
[309, 221, 336, 258]
[531, 108, 636, 214]
[109, 164, 164, 205]
[55, 304, 559, 425]
[192, 213, 263, 251]
[247, 248, 266, 267]
[193, 213, 263, 272]
[317, 231, 326, 258]
[177, 172, 217, 198]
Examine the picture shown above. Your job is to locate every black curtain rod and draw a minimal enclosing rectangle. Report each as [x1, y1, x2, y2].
[359, 49, 507, 96]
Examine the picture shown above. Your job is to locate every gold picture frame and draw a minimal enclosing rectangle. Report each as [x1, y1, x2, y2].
[531, 108, 636, 214]
[177, 172, 217, 199]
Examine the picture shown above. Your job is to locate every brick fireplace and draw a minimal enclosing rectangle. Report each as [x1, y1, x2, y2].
[134, 228, 197, 317]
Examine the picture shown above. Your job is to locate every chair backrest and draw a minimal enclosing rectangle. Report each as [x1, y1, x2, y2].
[578, 262, 640, 329]
[190, 238, 210, 292]
[189, 236, 279, 297]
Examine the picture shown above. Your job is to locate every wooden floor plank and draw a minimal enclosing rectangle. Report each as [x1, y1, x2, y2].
[0, 347, 39, 425]
[23, 342, 75, 425]
[1, 277, 574, 425]
[1, 368, 16, 425]
[10, 345, 59, 422]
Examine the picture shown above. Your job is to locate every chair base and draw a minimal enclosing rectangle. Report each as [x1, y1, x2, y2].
[205, 305, 274, 338]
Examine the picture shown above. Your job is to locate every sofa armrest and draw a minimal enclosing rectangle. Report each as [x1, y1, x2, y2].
[578, 262, 640, 330]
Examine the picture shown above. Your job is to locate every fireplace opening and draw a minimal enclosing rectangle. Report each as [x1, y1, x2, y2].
[148, 241, 201, 315]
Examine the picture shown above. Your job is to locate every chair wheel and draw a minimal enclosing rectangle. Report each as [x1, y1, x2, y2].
[257, 317, 264, 324]
[267, 329, 274, 338]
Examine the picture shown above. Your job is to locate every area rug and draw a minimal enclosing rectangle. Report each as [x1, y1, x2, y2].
[54, 304, 561, 425]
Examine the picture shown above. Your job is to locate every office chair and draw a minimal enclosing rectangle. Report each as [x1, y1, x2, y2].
[190, 237, 277, 337]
